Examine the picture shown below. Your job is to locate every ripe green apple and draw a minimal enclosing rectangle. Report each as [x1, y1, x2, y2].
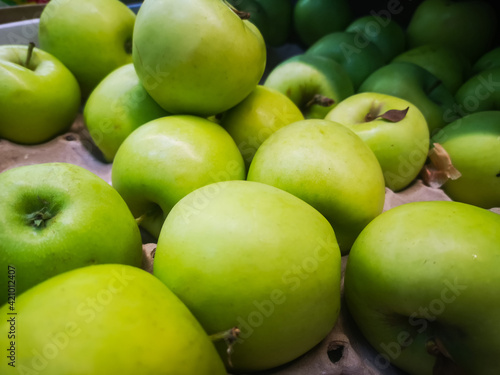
[431, 111, 500, 209]
[247, 119, 385, 253]
[0, 264, 227, 374]
[0, 44, 80, 144]
[153, 180, 341, 372]
[83, 63, 170, 162]
[325, 92, 430, 192]
[220, 85, 304, 170]
[345, 200, 500, 375]
[305, 31, 385, 90]
[111, 115, 246, 238]
[455, 66, 500, 115]
[345, 14, 406, 63]
[392, 44, 471, 94]
[132, 0, 266, 117]
[472, 46, 500, 75]
[39, 0, 136, 97]
[406, 0, 497, 62]
[293, 0, 352, 46]
[264, 54, 354, 119]
[359, 61, 457, 134]
[0, 163, 142, 304]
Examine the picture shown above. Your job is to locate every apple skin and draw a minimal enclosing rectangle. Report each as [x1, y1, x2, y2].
[0, 44, 80, 144]
[111, 115, 246, 238]
[406, 0, 497, 62]
[455, 67, 500, 115]
[153, 180, 341, 372]
[345, 15, 406, 63]
[220, 85, 304, 171]
[431, 111, 500, 209]
[0, 264, 227, 374]
[247, 119, 385, 254]
[359, 61, 457, 134]
[264, 54, 354, 119]
[83, 63, 170, 162]
[132, 0, 266, 117]
[305, 31, 386, 90]
[344, 200, 500, 375]
[325, 92, 430, 192]
[472, 46, 500, 75]
[0, 163, 143, 304]
[38, 0, 136, 97]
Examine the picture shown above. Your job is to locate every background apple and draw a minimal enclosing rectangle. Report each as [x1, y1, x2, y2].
[0, 44, 80, 144]
[455, 66, 500, 115]
[153, 180, 341, 372]
[0, 163, 142, 304]
[472, 46, 500, 74]
[38, 0, 136, 97]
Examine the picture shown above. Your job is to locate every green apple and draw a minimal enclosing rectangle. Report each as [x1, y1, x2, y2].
[153, 180, 341, 372]
[392, 44, 471, 94]
[293, 0, 352, 47]
[132, 0, 266, 117]
[455, 67, 500, 115]
[0, 264, 227, 374]
[0, 163, 142, 304]
[39, 0, 136, 98]
[220, 85, 304, 170]
[359, 61, 457, 134]
[472, 46, 500, 75]
[264, 54, 354, 119]
[345, 15, 406, 62]
[247, 119, 385, 253]
[345, 200, 500, 375]
[0, 44, 80, 144]
[305, 31, 385, 90]
[111, 115, 246, 238]
[325, 92, 430, 192]
[83, 63, 170, 163]
[431, 111, 500, 209]
[406, 0, 498, 62]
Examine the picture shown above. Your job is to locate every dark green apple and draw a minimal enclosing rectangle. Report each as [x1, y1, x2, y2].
[455, 66, 500, 115]
[472, 46, 500, 75]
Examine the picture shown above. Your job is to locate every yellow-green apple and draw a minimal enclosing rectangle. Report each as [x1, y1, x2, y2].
[0, 163, 142, 304]
[153, 180, 341, 372]
[38, 0, 136, 98]
[0, 264, 226, 374]
[406, 0, 497, 62]
[83, 63, 170, 162]
[345, 200, 500, 375]
[454, 67, 500, 115]
[264, 54, 354, 119]
[472, 46, 500, 75]
[305, 31, 385, 90]
[247, 119, 385, 253]
[220, 85, 304, 171]
[345, 15, 406, 62]
[431, 111, 500, 208]
[132, 0, 266, 116]
[359, 61, 457, 134]
[111, 115, 246, 238]
[325, 92, 430, 192]
[0, 44, 80, 144]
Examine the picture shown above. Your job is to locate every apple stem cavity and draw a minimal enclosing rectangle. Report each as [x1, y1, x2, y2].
[23, 42, 36, 69]
[426, 337, 467, 375]
[26, 197, 56, 229]
[305, 94, 335, 109]
[209, 326, 241, 367]
[365, 107, 409, 123]
[223, 0, 251, 20]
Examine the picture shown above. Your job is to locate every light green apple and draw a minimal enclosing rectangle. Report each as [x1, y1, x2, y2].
[38, 0, 136, 98]
[0, 44, 80, 144]
[83, 63, 170, 162]
[132, 0, 266, 116]
[431, 111, 500, 209]
[325, 92, 430, 192]
[293, 0, 352, 46]
[472, 46, 500, 75]
[345, 200, 500, 375]
[305, 31, 386, 90]
[359, 61, 457, 134]
[111, 115, 246, 238]
[220, 85, 304, 170]
[406, 0, 498, 62]
[247, 119, 386, 253]
[153, 180, 341, 372]
[345, 15, 406, 62]
[0, 264, 227, 374]
[455, 66, 500, 115]
[264, 54, 354, 119]
[0, 163, 142, 304]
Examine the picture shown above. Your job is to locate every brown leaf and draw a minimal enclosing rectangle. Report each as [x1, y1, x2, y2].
[377, 107, 409, 122]
[422, 143, 462, 188]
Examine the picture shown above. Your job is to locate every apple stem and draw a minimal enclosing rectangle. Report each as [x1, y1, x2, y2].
[223, 0, 251, 20]
[305, 94, 335, 108]
[135, 213, 147, 226]
[426, 337, 467, 375]
[24, 42, 35, 69]
[209, 327, 240, 367]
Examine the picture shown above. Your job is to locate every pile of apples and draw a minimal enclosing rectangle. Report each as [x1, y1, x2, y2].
[0, 0, 499, 374]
